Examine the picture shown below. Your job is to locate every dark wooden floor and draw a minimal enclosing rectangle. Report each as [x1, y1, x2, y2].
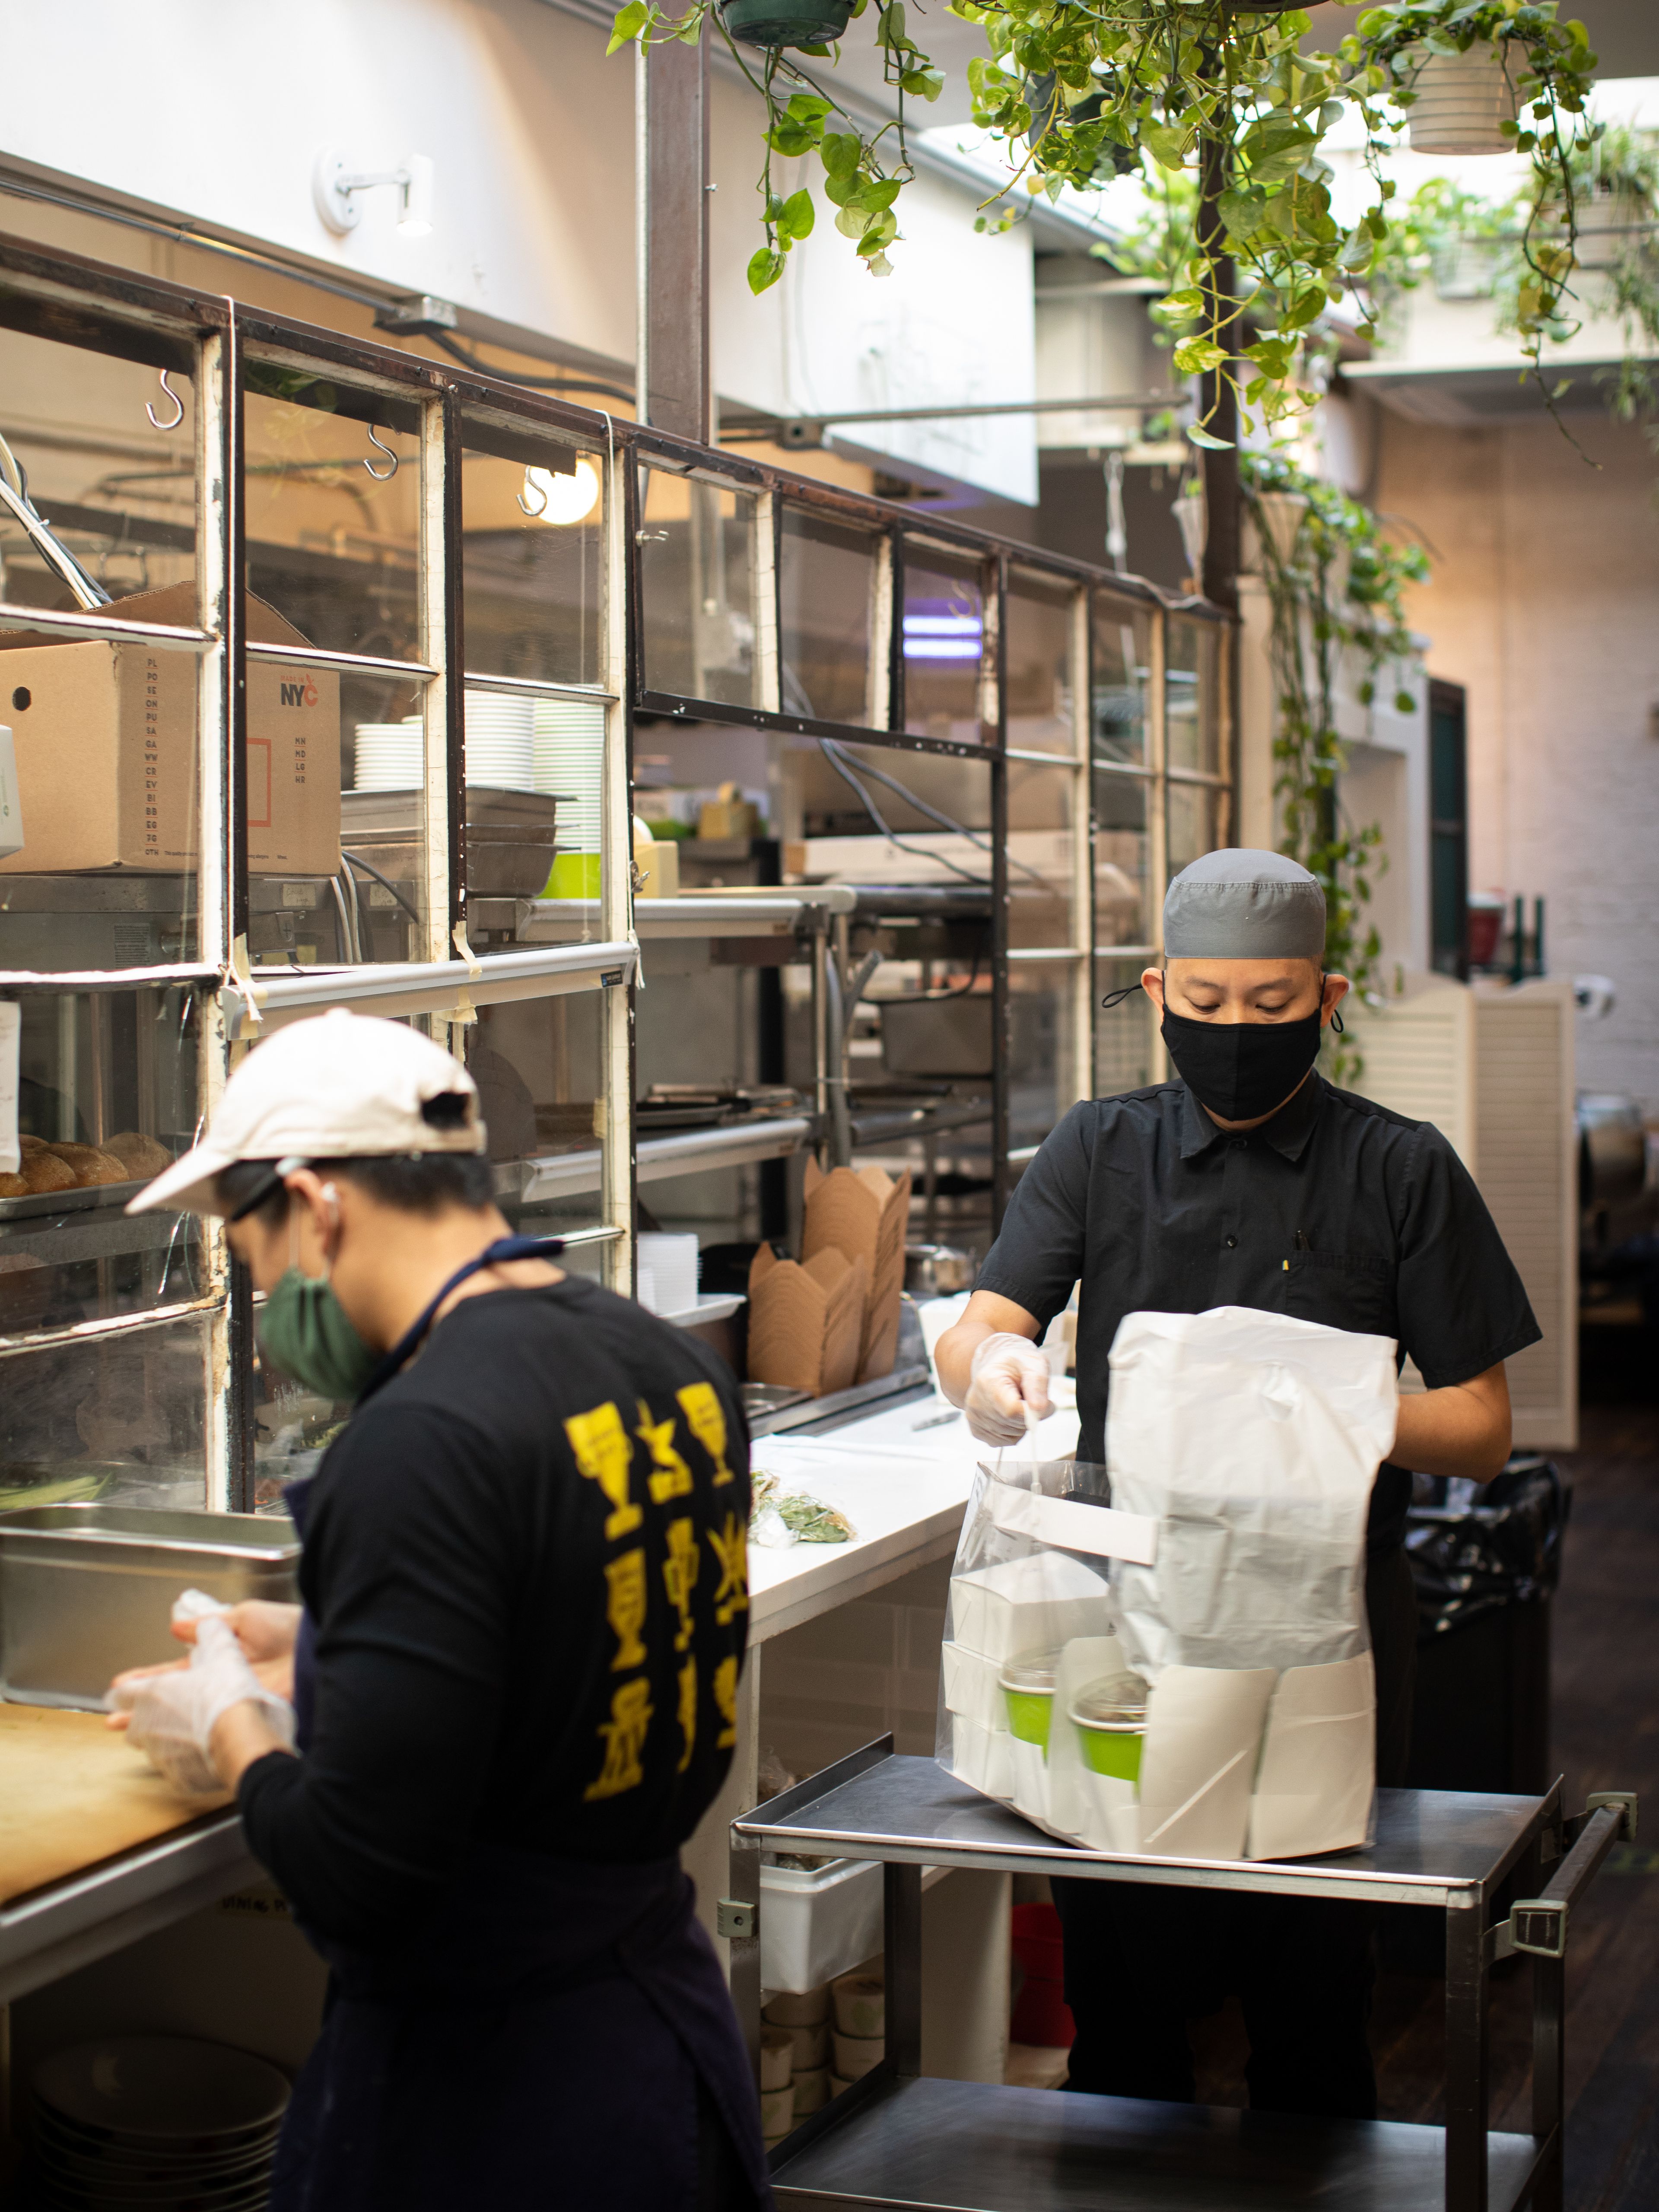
[1189, 1398, 1659, 2209]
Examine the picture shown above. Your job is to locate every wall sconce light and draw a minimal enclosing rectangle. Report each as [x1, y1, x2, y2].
[524, 460, 601, 526]
[313, 148, 435, 237]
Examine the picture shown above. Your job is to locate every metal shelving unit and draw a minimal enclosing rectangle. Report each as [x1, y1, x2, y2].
[730, 1744, 1635, 2212]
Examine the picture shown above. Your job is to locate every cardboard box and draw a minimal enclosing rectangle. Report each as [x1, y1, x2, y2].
[0, 584, 341, 876]
[801, 1161, 912, 1384]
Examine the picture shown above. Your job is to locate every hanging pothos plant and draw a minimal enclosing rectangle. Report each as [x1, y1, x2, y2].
[609, 0, 1598, 439]
[1240, 450, 1428, 1072]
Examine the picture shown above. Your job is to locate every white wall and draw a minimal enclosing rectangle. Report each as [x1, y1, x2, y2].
[1376, 406, 1659, 1110]
[3, 0, 1040, 502]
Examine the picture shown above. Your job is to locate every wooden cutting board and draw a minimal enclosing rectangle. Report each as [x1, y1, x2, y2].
[0, 1703, 231, 1907]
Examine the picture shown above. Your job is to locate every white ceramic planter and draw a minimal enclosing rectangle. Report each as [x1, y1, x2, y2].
[1406, 46, 1518, 156]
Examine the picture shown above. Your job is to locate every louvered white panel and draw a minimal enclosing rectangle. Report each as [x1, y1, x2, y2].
[1336, 975, 1475, 1167]
[1474, 983, 1577, 1449]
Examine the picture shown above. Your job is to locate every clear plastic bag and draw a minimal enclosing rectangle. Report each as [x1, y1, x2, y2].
[936, 1306, 1398, 1863]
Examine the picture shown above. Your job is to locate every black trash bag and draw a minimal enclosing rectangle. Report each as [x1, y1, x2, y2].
[1405, 1454, 1571, 1640]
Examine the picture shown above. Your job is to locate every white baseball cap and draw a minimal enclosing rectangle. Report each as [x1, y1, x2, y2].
[129, 1008, 485, 1217]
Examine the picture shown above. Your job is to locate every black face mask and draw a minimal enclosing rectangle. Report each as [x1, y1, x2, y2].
[1160, 1002, 1325, 1123]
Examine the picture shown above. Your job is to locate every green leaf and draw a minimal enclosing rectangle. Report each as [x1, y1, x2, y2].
[1186, 423, 1234, 450]
[787, 92, 833, 122]
[821, 131, 863, 179]
[836, 204, 873, 238]
[823, 171, 861, 207]
[768, 124, 816, 156]
[1173, 337, 1228, 376]
[781, 188, 816, 240]
[606, 0, 650, 54]
[747, 247, 786, 294]
[1393, 690, 1416, 716]
[1141, 121, 1192, 173]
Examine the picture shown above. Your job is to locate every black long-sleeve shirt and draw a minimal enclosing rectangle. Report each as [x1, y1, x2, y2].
[238, 1278, 750, 1950]
[976, 1074, 1541, 1554]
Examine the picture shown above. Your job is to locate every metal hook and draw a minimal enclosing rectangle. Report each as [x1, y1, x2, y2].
[364, 426, 399, 482]
[516, 466, 548, 518]
[146, 370, 185, 432]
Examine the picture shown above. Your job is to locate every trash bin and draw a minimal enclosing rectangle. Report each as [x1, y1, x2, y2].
[1404, 1454, 1571, 1798]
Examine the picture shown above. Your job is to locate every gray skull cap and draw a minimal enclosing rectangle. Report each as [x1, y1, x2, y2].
[1163, 848, 1326, 960]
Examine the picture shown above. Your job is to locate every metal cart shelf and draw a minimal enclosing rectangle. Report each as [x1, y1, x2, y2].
[729, 1743, 1634, 2212]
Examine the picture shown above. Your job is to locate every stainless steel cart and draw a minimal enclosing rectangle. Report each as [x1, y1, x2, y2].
[728, 1741, 1634, 2212]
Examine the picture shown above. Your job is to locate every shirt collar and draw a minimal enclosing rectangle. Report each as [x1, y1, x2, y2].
[1178, 1071, 1326, 1162]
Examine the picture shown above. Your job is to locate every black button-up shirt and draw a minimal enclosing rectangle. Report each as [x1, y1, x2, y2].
[976, 1073, 1541, 1553]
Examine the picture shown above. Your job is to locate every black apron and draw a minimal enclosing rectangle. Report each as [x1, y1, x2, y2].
[267, 1242, 773, 2212]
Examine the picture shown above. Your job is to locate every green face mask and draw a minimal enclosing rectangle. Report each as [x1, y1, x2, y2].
[258, 1268, 379, 1405]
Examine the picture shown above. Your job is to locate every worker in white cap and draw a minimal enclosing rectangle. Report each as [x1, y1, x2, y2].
[106, 1009, 772, 2212]
[937, 849, 1539, 2119]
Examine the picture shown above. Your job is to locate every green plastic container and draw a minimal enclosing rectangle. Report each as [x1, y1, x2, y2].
[1071, 1671, 1149, 1786]
[546, 851, 601, 898]
[1000, 1655, 1058, 1755]
[720, 0, 853, 49]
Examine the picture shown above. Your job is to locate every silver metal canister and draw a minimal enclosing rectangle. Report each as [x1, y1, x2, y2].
[0, 1506, 300, 1710]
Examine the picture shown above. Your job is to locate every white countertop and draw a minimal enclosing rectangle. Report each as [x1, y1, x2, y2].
[746, 1385, 1080, 1644]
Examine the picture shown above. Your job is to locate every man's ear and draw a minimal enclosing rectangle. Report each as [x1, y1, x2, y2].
[1141, 966, 1166, 1015]
[1321, 971, 1351, 1027]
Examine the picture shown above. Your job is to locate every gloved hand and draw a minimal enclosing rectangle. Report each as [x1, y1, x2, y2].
[107, 1616, 296, 1796]
[964, 1332, 1053, 1446]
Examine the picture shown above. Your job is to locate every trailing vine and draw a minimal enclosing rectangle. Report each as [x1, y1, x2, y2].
[610, 0, 1599, 439]
[1241, 451, 1429, 1074]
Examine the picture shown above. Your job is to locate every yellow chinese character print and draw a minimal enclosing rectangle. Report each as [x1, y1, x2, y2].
[565, 1402, 641, 1540]
[677, 1654, 697, 1773]
[707, 1512, 748, 1627]
[584, 1678, 654, 1801]
[663, 1517, 699, 1653]
[676, 1381, 735, 1485]
[637, 1400, 693, 1505]
[603, 1549, 648, 1672]
[713, 1655, 738, 1750]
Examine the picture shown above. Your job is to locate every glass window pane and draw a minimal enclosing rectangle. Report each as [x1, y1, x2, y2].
[791, 735, 991, 884]
[1007, 761, 1078, 950]
[1006, 571, 1078, 756]
[1166, 616, 1223, 774]
[1009, 965, 1079, 1151]
[0, 1310, 210, 1512]
[0, 987, 207, 1332]
[903, 548, 985, 744]
[472, 989, 611, 1235]
[1168, 779, 1227, 880]
[1095, 955, 1154, 1100]
[0, 326, 203, 969]
[1091, 591, 1151, 766]
[1092, 773, 1151, 949]
[780, 507, 880, 728]
[461, 437, 604, 688]
[243, 373, 427, 965]
[640, 470, 758, 709]
[0, 326, 198, 615]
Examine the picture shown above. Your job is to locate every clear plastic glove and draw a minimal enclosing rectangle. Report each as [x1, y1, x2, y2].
[106, 1615, 295, 1796]
[964, 1331, 1053, 1446]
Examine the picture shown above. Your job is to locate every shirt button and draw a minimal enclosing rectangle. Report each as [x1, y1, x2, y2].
[1225, 1235, 1238, 1248]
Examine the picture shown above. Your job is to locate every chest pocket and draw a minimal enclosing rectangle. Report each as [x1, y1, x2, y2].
[1284, 1249, 1394, 1337]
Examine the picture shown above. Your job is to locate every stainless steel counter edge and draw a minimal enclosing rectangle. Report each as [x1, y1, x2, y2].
[0, 1810, 260, 2006]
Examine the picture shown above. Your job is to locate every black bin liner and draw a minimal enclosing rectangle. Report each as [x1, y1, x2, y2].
[1405, 1453, 1571, 1640]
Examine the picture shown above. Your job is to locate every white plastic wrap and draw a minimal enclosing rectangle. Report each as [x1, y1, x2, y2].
[935, 1305, 1397, 1862]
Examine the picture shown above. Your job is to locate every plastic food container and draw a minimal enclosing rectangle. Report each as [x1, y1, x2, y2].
[760, 2034, 795, 2092]
[760, 1856, 883, 1995]
[1070, 1670, 1150, 1785]
[831, 2030, 884, 2082]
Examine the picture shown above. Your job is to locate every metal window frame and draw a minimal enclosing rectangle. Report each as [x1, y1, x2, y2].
[0, 222, 1233, 1510]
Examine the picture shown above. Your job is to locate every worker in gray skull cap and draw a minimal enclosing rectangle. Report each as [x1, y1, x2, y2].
[937, 847, 1540, 2120]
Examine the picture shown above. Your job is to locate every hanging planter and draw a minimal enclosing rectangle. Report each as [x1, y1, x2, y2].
[1405, 46, 1519, 156]
[1253, 491, 1309, 570]
[1431, 237, 1502, 300]
[720, 0, 851, 50]
[1564, 183, 1653, 272]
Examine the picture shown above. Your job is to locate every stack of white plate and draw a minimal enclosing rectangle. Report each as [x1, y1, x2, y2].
[353, 715, 424, 791]
[31, 2035, 290, 2211]
[465, 692, 535, 791]
[637, 1233, 699, 1318]
[534, 698, 605, 852]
